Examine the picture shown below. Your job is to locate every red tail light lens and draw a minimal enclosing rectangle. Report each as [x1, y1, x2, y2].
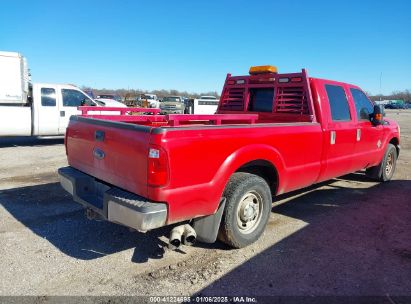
[148, 146, 169, 187]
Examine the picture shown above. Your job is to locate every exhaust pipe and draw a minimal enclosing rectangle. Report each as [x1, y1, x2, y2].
[182, 224, 196, 246]
[169, 225, 185, 250]
[168, 224, 197, 249]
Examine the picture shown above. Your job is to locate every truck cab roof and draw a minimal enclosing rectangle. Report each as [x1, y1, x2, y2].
[34, 83, 81, 89]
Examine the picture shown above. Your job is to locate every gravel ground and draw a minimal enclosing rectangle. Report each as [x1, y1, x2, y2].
[0, 111, 410, 300]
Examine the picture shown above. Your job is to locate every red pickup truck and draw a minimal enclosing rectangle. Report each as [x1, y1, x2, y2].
[58, 65, 400, 248]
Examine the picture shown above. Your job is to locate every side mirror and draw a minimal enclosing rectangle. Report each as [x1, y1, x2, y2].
[370, 105, 384, 126]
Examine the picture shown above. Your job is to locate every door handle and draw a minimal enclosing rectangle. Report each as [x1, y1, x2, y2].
[330, 131, 336, 145]
[60, 111, 65, 117]
[356, 129, 361, 141]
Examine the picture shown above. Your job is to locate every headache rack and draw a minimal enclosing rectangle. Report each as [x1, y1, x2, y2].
[218, 68, 315, 121]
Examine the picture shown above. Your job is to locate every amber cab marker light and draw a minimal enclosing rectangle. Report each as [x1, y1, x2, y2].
[249, 65, 278, 75]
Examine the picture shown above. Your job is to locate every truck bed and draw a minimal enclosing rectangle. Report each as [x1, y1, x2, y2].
[66, 111, 322, 224]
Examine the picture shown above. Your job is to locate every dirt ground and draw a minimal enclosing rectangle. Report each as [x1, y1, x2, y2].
[0, 110, 410, 300]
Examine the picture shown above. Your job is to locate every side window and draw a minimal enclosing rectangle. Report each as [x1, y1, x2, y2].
[248, 88, 274, 112]
[62, 89, 94, 107]
[325, 84, 351, 121]
[350, 88, 374, 120]
[41, 88, 56, 107]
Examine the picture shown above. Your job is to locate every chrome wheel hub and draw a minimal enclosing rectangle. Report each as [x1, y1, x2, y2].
[385, 151, 394, 176]
[236, 191, 263, 234]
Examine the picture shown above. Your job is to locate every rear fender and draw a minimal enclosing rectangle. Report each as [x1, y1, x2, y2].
[208, 144, 286, 213]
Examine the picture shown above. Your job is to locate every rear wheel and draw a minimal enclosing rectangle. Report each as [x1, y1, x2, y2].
[218, 172, 272, 248]
[366, 143, 397, 181]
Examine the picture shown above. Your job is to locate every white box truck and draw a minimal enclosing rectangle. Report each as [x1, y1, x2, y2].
[0, 51, 105, 136]
[0, 51, 30, 105]
[185, 96, 219, 114]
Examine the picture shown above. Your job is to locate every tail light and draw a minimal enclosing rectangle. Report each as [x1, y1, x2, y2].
[148, 146, 169, 187]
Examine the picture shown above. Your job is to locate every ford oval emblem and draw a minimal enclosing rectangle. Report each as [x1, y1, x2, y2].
[93, 148, 105, 160]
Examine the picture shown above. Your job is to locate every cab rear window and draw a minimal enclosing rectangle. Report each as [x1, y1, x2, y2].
[325, 85, 351, 121]
[248, 88, 274, 112]
[41, 88, 56, 107]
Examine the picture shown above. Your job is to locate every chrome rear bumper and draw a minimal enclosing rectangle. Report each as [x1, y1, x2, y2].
[58, 166, 167, 232]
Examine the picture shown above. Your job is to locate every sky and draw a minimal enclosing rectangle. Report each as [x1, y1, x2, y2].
[1, 0, 410, 95]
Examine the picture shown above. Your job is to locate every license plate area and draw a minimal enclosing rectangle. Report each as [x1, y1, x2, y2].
[75, 176, 110, 212]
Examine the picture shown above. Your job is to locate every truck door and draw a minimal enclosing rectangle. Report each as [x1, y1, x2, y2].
[320, 83, 357, 181]
[349, 87, 384, 170]
[58, 87, 94, 134]
[35, 85, 60, 136]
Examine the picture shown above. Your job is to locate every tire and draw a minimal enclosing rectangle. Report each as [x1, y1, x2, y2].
[365, 144, 397, 182]
[218, 172, 272, 248]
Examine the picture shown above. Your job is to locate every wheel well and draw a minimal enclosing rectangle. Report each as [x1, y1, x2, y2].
[389, 137, 400, 156]
[236, 160, 278, 195]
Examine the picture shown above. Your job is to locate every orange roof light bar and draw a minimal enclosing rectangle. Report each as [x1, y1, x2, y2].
[249, 65, 278, 75]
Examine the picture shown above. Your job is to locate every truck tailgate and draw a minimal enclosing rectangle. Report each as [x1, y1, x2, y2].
[66, 116, 152, 198]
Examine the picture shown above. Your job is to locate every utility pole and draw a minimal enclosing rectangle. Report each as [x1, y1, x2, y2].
[379, 72, 382, 101]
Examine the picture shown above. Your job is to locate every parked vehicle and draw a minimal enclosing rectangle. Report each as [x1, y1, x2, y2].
[385, 103, 404, 109]
[159, 96, 185, 114]
[0, 51, 123, 137]
[185, 95, 219, 114]
[0, 82, 99, 137]
[124, 94, 140, 107]
[381, 99, 405, 109]
[183, 98, 194, 114]
[59, 65, 400, 249]
[94, 98, 127, 108]
[96, 94, 122, 102]
[140, 94, 160, 108]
